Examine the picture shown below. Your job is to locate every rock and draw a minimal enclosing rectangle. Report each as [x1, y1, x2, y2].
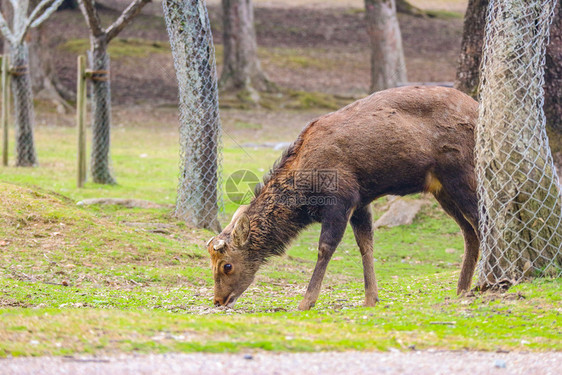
[494, 359, 507, 368]
[374, 198, 429, 228]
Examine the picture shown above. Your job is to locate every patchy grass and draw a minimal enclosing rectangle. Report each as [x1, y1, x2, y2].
[0, 119, 561, 357]
[60, 38, 170, 58]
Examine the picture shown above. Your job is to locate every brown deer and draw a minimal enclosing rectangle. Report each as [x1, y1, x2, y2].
[207, 86, 480, 310]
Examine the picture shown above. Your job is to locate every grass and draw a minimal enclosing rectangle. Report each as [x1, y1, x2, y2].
[0, 112, 561, 357]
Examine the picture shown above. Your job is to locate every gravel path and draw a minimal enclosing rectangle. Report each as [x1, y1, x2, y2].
[1, 351, 561, 375]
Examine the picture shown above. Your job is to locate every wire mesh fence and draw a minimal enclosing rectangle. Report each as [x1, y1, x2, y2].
[88, 49, 116, 184]
[10, 42, 37, 167]
[163, 0, 223, 232]
[475, 0, 562, 289]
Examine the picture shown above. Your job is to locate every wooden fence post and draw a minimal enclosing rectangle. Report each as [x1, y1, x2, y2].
[77, 55, 87, 188]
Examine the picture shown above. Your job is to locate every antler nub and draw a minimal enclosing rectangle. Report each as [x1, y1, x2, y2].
[213, 239, 226, 251]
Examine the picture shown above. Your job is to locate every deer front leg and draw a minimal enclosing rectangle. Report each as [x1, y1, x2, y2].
[298, 208, 348, 311]
[350, 205, 378, 306]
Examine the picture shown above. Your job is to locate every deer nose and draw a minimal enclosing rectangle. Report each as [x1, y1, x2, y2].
[214, 298, 224, 307]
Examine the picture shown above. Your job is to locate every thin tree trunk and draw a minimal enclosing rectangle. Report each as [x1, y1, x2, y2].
[364, 0, 407, 92]
[455, 0, 488, 98]
[219, 0, 271, 99]
[2, 0, 37, 166]
[89, 36, 115, 184]
[78, 0, 150, 184]
[10, 42, 37, 166]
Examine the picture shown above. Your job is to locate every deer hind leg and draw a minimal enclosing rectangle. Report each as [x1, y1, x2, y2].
[433, 186, 480, 295]
[298, 206, 349, 311]
[350, 205, 378, 306]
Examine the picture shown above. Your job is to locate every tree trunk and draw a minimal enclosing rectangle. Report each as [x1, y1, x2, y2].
[163, 0, 221, 232]
[219, 0, 271, 99]
[476, 1, 562, 288]
[364, 0, 407, 93]
[29, 26, 73, 112]
[10, 42, 38, 167]
[544, 1, 561, 155]
[455, 0, 488, 98]
[89, 36, 116, 184]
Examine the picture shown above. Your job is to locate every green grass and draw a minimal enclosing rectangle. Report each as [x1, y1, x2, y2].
[0, 118, 561, 357]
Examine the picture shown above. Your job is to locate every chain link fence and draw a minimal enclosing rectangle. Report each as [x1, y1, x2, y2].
[88, 49, 116, 184]
[163, 0, 223, 232]
[10, 42, 37, 167]
[475, 0, 562, 289]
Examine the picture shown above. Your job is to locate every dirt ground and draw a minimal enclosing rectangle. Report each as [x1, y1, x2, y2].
[2, 351, 561, 375]
[45, 1, 464, 106]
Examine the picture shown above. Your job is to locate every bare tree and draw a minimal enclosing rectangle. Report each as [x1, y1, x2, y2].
[0, 0, 64, 166]
[78, 0, 151, 184]
[219, 0, 272, 101]
[364, 0, 407, 92]
[455, 0, 488, 98]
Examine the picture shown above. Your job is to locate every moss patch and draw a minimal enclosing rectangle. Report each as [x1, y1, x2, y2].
[60, 38, 170, 58]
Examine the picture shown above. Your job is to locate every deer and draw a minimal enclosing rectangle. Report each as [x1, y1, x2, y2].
[207, 86, 480, 310]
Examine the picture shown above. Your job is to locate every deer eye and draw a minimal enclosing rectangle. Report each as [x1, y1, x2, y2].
[223, 264, 233, 274]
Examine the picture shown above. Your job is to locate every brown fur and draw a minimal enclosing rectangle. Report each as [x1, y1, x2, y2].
[208, 86, 480, 310]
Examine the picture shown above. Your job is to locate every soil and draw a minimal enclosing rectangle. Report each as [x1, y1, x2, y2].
[42, 2, 463, 106]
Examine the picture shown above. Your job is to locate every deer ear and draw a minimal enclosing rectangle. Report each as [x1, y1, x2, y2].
[232, 213, 250, 247]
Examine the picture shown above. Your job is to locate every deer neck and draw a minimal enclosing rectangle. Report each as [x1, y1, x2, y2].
[245, 184, 311, 260]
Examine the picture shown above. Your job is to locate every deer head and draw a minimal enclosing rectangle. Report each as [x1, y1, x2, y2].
[207, 205, 259, 307]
